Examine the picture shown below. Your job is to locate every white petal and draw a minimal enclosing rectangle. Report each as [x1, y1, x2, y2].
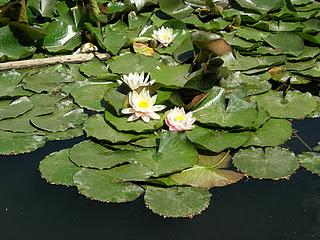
[121, 108, 134, 114]
[149, 112, 160, 120]
[141, 114, 150, 122]
[152, 105, 166, 112]
[128, 114, 139, 122]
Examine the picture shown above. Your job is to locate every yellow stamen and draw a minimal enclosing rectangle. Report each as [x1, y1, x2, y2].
[175, 114, 185, 121]
[138, 99, 149, 108]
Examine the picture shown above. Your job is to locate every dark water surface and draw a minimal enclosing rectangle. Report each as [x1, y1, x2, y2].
[0, 119, 319, 240]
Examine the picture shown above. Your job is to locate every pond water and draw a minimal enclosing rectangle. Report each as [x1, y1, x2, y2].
[0, 118, 319, 240]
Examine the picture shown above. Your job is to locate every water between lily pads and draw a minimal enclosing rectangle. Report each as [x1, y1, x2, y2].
[0, 118, 319, 240]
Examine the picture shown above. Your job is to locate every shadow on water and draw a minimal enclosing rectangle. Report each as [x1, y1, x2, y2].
[0, 119, 319, 240]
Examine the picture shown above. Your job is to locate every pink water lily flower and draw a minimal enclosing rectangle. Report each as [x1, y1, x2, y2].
[121, 88, 166, 123]
[165, 107, 196, 131]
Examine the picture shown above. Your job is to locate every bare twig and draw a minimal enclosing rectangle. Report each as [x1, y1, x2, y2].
[0, 52, 110, 71]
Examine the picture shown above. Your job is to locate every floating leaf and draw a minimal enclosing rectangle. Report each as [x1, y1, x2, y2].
[83, 114, 146, 143]
[235, 0, 283, 14]
[186, 125, 250, 152]
[223, 53, 287, 71]
[28, 0, 56, 18]
[103, 88, 126, 115]
[252, 90, 317, 119]
[159, 0, 193, 19]
[136, 131, 198, 177]
[43, 20, 81, 53]
[74, 169, 144, 203]
[220, 72, 271, 96]
[71, 82, 113, 111]
[192, 87, 258, 128]
[233, 147, 299, 179]
[244, 119, 292, 147]
[150, 64, 190, 88]
[22, 69, 74, 94]
[31, 103, 87, 132]
[133, 42, 155, 56]
[171, 166, 244, 189]
[263, 32, 304, 57]
[45, 127, 84, 141]
[0, 26, 36, 62]
[104, 110, 157, 133]
[0, 70, 32, 98]
[79, 58, 109, 78]
[0, 130, 46, 155]
[39, 149, 80, 186]
[0, 97, 33, 121]
[144, 186, 211, 218]
[105, 163, 154, 181]
[69, 140, 136, 170]
[298, 152, 320, 176]
[109, 53, 161, 74]
[86, 22, 129, 55]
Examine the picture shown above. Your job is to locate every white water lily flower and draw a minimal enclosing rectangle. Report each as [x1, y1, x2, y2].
[117, 72, 155, 91]
[121, 88, 166, 122]
[151, 26, 177, 47]
[130, 0, 145, 10]
[165, 107, 196, 131]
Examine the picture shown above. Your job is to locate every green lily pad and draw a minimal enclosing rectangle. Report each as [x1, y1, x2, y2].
[192, 87, 258, 128]
[69, 140, 136, 169]
[186, 125, 250, 152]
[105, 163, 154, 181]
[45, 127, 84, 141]
[235, 0, 283, 14]
[31, 102, 87, 132]
[43, 20, 81, 53]
[170, 165, 244, 189]
[83, 114, 146, 143]
[103, 88, 126, 115]
[252, 90, 317, 119]
[85, 22, 129, 55]
[298, 152, 320, 175]
[244, 119, 292, 147]
[144, 186, 211, 218]
[39, 149, 80, 186]
[108, 53, 161, 74]
[22, 69, 74, 94]
[136, 131, 198, 177]
[159, 0, 193, 19]
[79, 58, 109, 78]
[73, 169, 144, 203]
[0, 26, 36, 62]
[235, 26, 269, 42]
[0, 130, 46, 155]
[71, 82, 114, 111]
[150, 64, 190, 88]
[0, 70, 32, 98]
[296, 62, 320, 78]
[263, 32, 304, 57]
[223, 53, 287, 71]
[104, 110, 157, 133]
[252, 21, 304, 32]
[28, 0, 56, 18]
[220, 72, 271, 96]
[233, 147, 299, 179]
[0, 97, 33, 121]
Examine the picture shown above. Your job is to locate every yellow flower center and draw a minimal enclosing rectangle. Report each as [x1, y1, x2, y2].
[175, 114, 185, 121]
[138, 99, 149, 108]
[161, 32, 171, 40]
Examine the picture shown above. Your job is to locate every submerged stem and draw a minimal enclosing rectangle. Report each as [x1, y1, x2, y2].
[293, 130, 313, 151]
